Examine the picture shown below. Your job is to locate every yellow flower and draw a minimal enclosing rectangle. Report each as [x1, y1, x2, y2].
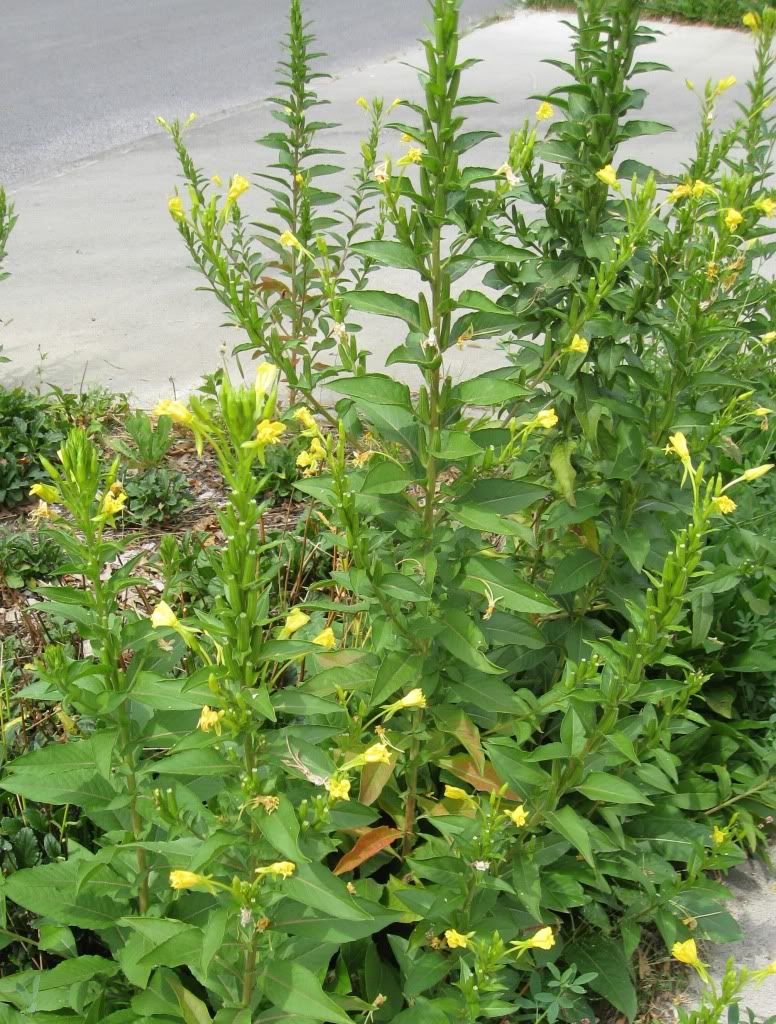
[445, 929, 472, 949]
[672, 938, 701, 967]
[389, 97, 402, 110]
[198, 705, 225, 735]
[691, 180, 714, 198]
[256, 861, 296, 879]
[712, 825, 726, 845]
[568, 334, 588, 354]
[255, 419, 286, 446]
[753, 406, 772, 417]
[740, 463, 773, 482]
[295, 172, 304, 184]
[280, 230, 301, 249]
[313, 627, 336, 649]
[756, 197, 776, 217]
[507, 805, 528, 827]
[151, 601, 179, 630]
[168, 196, 185, 221]
[294, 406, 317, 432]
[665, 431, 690, 462]
[364, 743, 391, 764]
[534, 408, 559, 430]
[100, 490, 127, 517]
[527, 927, 556, 950]
[170, 870, 213, 891]
[595, 164, 620, 191]
[153, 399, 194, 428]
[397, 147, 423, 167]
[279, 607, 310, 639]
[706, 261, 718, 280]
[399, 688, 427, 709]
[351, 450, 373, 468]
[536, 101, 554, 121]
[211, 174, 223, 187]
[764, 331, 776, 343]
[444, 785, 474, 802]
[716, 75, 737, 94]
[29, 483, 59, 503]
[724, 208, 743, 232]
[226, 174, 250, 203]
[668, 184, 692, 203]
[356, 96, 369, 111]
[743, 10, 762, 30]
[255, 362, 279, 399]
[711, 495, 736, 515]
[326, 776, 351, 801]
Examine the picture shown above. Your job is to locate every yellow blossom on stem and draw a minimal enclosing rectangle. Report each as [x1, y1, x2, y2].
[170, 870, 215, 892]
[668, 184, 692, 203]
[763, 331, 776, 343]
[294, 406, 317, 432]
[256, 861, 296, 879]
[664, 431, 694, 483]
[351, 450, 373, 468]
[326, 776, 351, 801]
[313, 626, 336, 649]
[533, 408, 559, 430]
[399, 688, 427, 709]
[373, 161, 389, 184]
[507, 805, 528, 827]
[444, 785, 475, 803]
[100, 489, 127, 518]
[691, 180, 714, 198]
[445, 929, 473, 949]
[711, 495, 736, 515]
[151, 601, 179, 630]
[280, 230, 301, 249]
[255, 362, 279, 399]
[211, 174, 223, 187]
[29, 501, 53, 523]
[397, 147, 423, 167]
[568, 334, 588, 354]
[356, 96, 369, 111]
[756, 197, 776, 217]
[226, 174, 250, 203]
[527, 927, 555, 950]
[743, 10, 762, 30]
[254, 419, 286, 446]
[535, 101, 554, 121]
[364, 743, 391, 765]
[712, 825, 726, 845]
[595, 164, 620, 191]
[29, 483, 59, 503]
[672, 938, 711, 981]
[278, 607, 310, 639]
[198, 705, 225, 735]
[153, 399, 194, 428]
[168, 195, 185, 221]
[724, 208, 743, 232]
[753, 406, 772, 417]
[716, 75, 737, 94]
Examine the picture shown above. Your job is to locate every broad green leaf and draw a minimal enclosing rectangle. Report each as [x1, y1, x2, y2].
[452, 372, 530, 405]
[463, 478, 548, 514]
[171, 980, 213, 1024]
[3, 859, 128, 929]
[462, 555, 559, 614]
[437, 607, 503, 674]
[256, 796, 310, 862]
[341, 290, 421, 330]
[260, 961, 353, 1024]
[329, 374, 413, 410]
[564, 935, 637, 1019]
[350, 240, 419, 271]
[461, 239, 533, 264]
[549, 549, 602, 595]
[361, 460, 417, 494]
[284, 862, 374, 921]
[543, 806, 595, 867]
[576, 772, 652, 805]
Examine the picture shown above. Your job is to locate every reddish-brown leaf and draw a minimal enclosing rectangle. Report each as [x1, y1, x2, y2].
[438, 754, 520, 801]
[333, 826, 402, 875]
[358, 757, 395, 806]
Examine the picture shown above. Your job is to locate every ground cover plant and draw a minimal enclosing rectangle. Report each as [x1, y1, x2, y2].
[0, 0, 775, 1022]
[522, 0, 754, 28]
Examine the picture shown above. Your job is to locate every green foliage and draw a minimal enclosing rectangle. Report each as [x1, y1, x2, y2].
[0, 186, 16, 285]
[1, 1, 775, 1022]
[124, 466, 195, 525]
[0, 528, 65, 588]
[523, 0, 753, 28]
[111, 410, 175, 469]
[0, 387, 62, 507]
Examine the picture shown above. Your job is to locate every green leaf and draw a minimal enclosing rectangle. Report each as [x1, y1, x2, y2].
[462, 555, 559, 614]
[341, 290, 421, 329]
[284, 862, 374, 922]
[549, 549, 601, 595]
[452, 371, 530, 405]
[550, 441, 577, 506]
[350, 240, 420, 271]
[576, 772, 652, 805]
[171, 980, 213, 1024]
[564, 935, 637, 1019]
[463, 478, 548, 514]
[437, 608, 503, 674]
[256, 796, 310, 862]
[461, 239, 533, 264]
[543, 806, 595, 867]
[3, 859, 128, 929]
[619, 119, 672, 139]
[361, 461, 417, 494]
[329, 374, 413, 410]
[260, 961, 353, 1024]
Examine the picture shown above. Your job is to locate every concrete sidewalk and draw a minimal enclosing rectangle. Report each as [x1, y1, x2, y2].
[1, 9, 755, 404]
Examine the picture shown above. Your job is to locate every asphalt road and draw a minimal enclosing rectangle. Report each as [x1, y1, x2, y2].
[0, 0, 508, 183]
